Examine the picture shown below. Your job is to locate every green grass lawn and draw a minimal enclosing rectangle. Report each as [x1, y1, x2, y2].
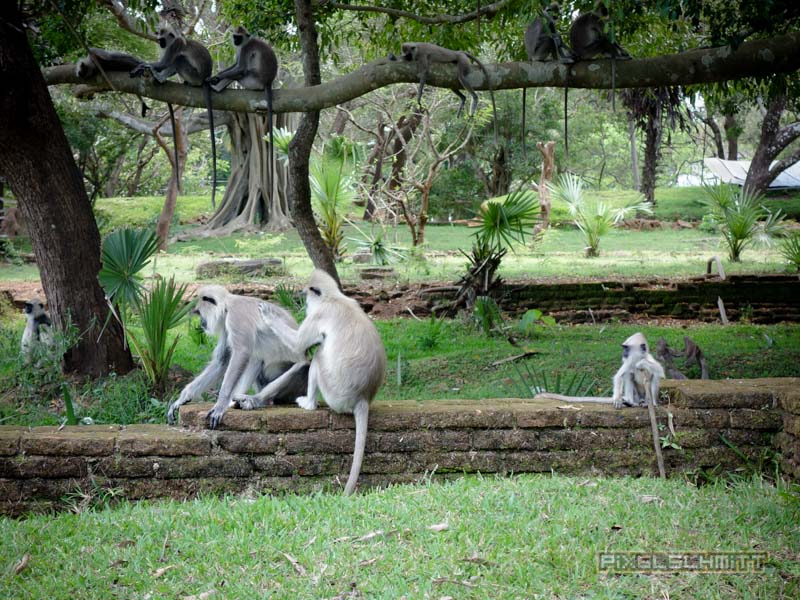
[2, 186, 796, 285]
[1, 475, 797, 599]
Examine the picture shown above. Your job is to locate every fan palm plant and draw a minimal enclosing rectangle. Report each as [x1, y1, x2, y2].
[703, 184, 785, 262]
[98, 227, 159, 327]
[549, 173, 651, 257]
[310, 159, 355, 261]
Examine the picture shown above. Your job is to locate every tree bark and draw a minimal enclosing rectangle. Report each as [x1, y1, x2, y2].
[0, 5, 133, 376]
[723, 113, 739, 160]
[291, 0, 339, 284]
[628, 118, 641, 190]
[207, 111, 296, 231]
[154, 107, 187, 250]
[745, 94, 800, 195]
[701, 116, 725, 159]
[641, 111, 663, 204]
[534, 141, 555, 235]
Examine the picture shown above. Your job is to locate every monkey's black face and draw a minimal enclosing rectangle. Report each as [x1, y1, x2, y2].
[158, 32, 174, 48]
[24, 302, 33, 314]
[233, 33, 244, 46]
[621, 344, 630, 359]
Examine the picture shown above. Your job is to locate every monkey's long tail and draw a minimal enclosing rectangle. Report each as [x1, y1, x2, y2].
[167, 103, 180, 192]
[466, 54, 498, 147]
[344, 399, 369, 495]
[564, 67, 570, 165]
[267, 85, 274, 217]
[204, 83, 217, 210]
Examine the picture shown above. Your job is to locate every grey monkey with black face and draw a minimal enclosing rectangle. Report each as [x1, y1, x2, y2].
[240, 269, 386, 495]
[611, 332, 665, 409]
[130, 24, 218, 208]
[208, 26, 278, 211]
[20, 298, 53, 361]
[393, 42, 498, 143]
[166, 285, 308, 428]
[522, 2, 573, 154]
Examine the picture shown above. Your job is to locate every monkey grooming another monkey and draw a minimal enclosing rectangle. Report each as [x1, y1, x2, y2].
[130, 24, 218, 208]
[523, 2, 573, 154]
[208, 26, 278, 214]
[393, 42, 498, 143]
[20, 298, 53, 361]
[166, 285, 307, 428]
[243, 269, 387, 495]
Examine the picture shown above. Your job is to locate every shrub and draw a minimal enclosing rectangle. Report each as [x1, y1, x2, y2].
[428, 162, 485, 221]
[779, 231, 800, 271]
[703, 184, 785, 262]
[127, 277, 192, 394]
[549, 173, 651, 257]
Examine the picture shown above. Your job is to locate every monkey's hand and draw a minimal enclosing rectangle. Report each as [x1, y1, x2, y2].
[611, 394, 624, 410]
[296, 395, 318, 411]
[129, 64, 149, 78]
[167, 386, 194, 424]
[207, 75, 220, 86]
[207, 405, 227, 429]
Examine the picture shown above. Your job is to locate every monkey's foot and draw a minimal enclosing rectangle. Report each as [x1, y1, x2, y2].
[296, 396, 317, 411]
[232, 394, 271, 410]
[166, 403, 181, 425]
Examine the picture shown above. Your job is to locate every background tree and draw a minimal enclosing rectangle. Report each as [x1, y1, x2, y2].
[0, 2, 133, 376]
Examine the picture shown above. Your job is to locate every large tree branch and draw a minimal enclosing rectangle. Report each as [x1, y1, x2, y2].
[94, 106, 230, 136]
[43, 32, 800, 114]
[322, 0, 511, 24]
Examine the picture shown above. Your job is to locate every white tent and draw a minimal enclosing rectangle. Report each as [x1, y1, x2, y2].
[703, 158, 800, 188]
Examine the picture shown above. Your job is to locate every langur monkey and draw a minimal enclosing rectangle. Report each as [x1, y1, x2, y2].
[166, 285, 308, 428]
[522, 2, 573, 155]
[130, 24, 218, 208]
[611, 332, 665, 409]
[392, 42, 498, 144]
[20, 298, 53, 361]
[569, 1, 631, 111]
[75, 48, 150, 117]
[243, 269, 387, 495]
[208, 26, 278, 215]
[535, 332, 664, 409]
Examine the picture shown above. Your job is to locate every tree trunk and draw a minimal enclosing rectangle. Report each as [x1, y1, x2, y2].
[724, 113, 739, 160]
[629, 118, 641, 190]
[155, 107, 187, 250]
[534, 141, 555, 235]
[744, 94, 800, 195]
[0, 5, 133, 376]
[207, 111, 296, 231]
[702, 116, 726, 158]
[291, 0, 339, 284]
[361, 114, 387, 221]
[103, 150, 128, 198]
[126, 138, 156, 196]
[641, 111, 663, 204]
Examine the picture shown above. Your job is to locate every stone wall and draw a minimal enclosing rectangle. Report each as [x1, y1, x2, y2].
[480, 275, 800, 323]
[777, 383, 800, 480]
[0, 378, 796, 516]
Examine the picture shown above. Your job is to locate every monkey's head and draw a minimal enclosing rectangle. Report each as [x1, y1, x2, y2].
[193, 285, 229, 335]
[304, 269, 342, 311]
[621, 332, 648, 360]
[400, 43, 417, 61]
[156, 25, 179, 49]
[594, 1, 609, 18]
[232, 25, 251, 47]
[75, 56, 94, 79]
[24, 298, 46, 318]
[546, 2, 560, 14]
